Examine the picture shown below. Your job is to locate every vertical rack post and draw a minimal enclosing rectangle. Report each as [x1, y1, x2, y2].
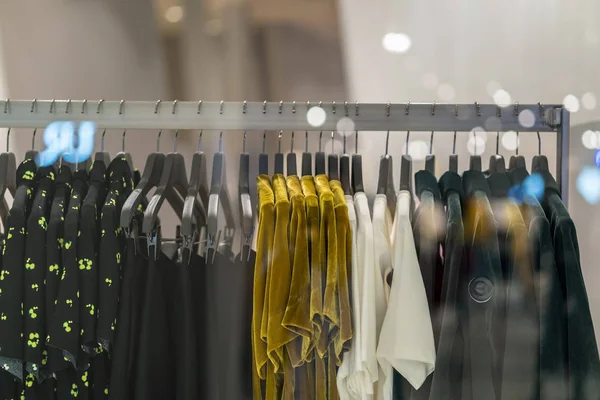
[558, 108, 570, 206]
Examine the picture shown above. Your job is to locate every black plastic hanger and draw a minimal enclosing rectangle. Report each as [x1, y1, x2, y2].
[488, 131, 506, 173]
[24, 128, 38, 162]
[116, 129, 134, 172]
[94, 129, 111, 166]
[328, 131, 339, 181]
[399, 131, 413, 192]
[315, 131, 326, 175]
[142, 130, 189, 235]
[274, 130, 284, 175]
[206, 132, 236, 263]
[469, 130, 482, 171]
[258, 131, 269, 175]
[287, 131, 297, 176]
[508, 131, 527, 169]
[301, 131, 312, 177]
[0, 128, 16, 228]
[340, 133, 351, 195]
[531, 131, 550, 172]
[352, 130, 364, 193]
[120, 130, 183, 231]
[181, 131, 209, 248]
[425, 131, 435, 174]
[238, 131, 253, 253]
[449, 131, 458, 173]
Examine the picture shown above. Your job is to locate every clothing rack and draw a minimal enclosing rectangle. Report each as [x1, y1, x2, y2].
[0, 99, 570, 202]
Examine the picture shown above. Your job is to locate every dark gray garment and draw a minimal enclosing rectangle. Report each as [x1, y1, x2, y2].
[428, 171, 466, 400]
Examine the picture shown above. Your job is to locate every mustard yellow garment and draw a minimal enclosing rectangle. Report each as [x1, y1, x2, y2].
[315, 174, 339, 399]
[252, 175, 275, 400]
[301, 176, 327, 400]
[330, 180, 353, 363]
[267, 175, 296, 399]
[282, 176, 312, 367]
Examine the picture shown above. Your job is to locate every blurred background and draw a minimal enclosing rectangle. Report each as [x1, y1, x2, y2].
[1, 0, 600, 339]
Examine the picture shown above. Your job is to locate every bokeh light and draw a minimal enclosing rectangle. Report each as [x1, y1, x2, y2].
[563, 94, 580, 112]
[382, 33, 412, 54]
[403, 140, 428, 160]
[493, 89, 512, 107]
[581, 130, 599, 149]
[422, 73, 438, 90]
[577, 166, 600, 204]
[523, 173, 545, 201]
[486, 81, 502, 96]
[470, 126, 488, 142]
[502, 131, 519, 151]
[518, 109, 536, 128]
[582, 92, 597, 110]
[595, 150, 600, 168]
[437, 84, 456, 101]
[467, 135, 486, 155]
[336, 117, 355, 136]
[306, 106, 326, 127]
[165, 6, 184, 23]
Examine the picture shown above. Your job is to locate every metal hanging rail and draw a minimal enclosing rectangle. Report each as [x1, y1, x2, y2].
[0, 99, 570, 202]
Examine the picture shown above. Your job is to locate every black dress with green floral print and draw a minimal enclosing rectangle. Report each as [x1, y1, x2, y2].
[0, 159, 37, 382]
[79, 160, 107, 355]
[97, 157, 133, 353]
[47, 169, 88, 370]
[45, 166, 72, 376]
[23, 166, 55, 382]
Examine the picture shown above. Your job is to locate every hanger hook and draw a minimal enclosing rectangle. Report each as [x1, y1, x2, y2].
[429, 131, 434, 154]
[81, 99, 87, 114]
[305, 131, 308, 152]
[49, 99, 55, 114]
[154, 100, 162, 114]
[537, 131, 541, 155]
[343, 132, 347, 154]
[452, 131, 457, 154]
[31, 128, 37, 150]
[262, 130, 267, 153]
[119, 100, 125, 115]
[30, 99, 37, 114]
[278, 130, 283, 153]
[102, 129, 107, 152]
[385, 130, 390, 155]
[157, 129, 162, 152]
[198, 130, 203, 152]
[472, 130, 477, 156]
[405, 131, 410, 155]
[172, 100, 178, 115]
[219, 131, 223, 153]
[174, 130, 179, 152]
[65, 99, 71, 114]
[355, 130, 358, 154]
[319, 131, 323, 152]
[516, 131, 520, 156]
[496, 131, 500, 155]
[242, 130, 246, 153]
[122, 129, 127, 152]
[6, 127, 10, 152]
[97, 99, 104, 114]
[290, 131, 294, 153]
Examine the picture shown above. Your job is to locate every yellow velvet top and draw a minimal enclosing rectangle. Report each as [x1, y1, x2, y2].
[252, 175, 275, 400]
[330, 180, 353, 363]
[282, 176, 312, 367]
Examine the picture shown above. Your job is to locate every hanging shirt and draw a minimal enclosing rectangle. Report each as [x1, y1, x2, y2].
[461, 170, 503, 400]
[23, 166, 55, 382]
[315, 174, 340, 399]
[372, 194, 393, 399]
[301, 175, 327, 400]
[508, 167, 568, 399]
[378, 190, 436, 400]
[266, 174, 295, 399]
[45, 165, 71, 376]
[282, 175, 312, 368]
[79, 160, 107, 355]
[97, 156, 133, 353]
[337, 194, 358, 400]
[429, 171, 466, 400]
[537, 170, 600, 399]
[252, 175, 274, 400]
[0, 159, 37, 381]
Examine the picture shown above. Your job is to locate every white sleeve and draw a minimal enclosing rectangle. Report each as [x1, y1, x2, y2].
[376, 211, 436, 398]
